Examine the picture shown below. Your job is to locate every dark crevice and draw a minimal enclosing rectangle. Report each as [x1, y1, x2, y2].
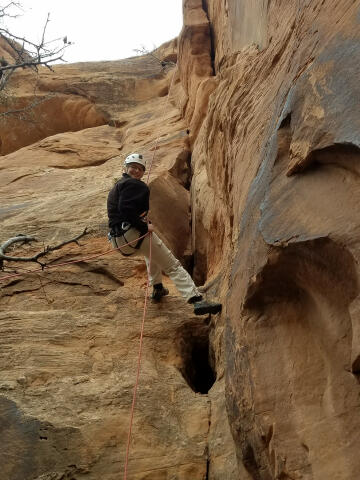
[351, 359, 360, 383]
[208, 25, 216, 74]
[201, 0, 209, 15]
[185, 145, 206, 285]
[176, 322, 216, 394]
[279, 113, 291, 129]
[205, 456, 210, 480]
[201, 0, 216, 74]
[184, 152, 192, 191]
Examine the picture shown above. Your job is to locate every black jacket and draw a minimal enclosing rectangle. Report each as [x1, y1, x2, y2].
[107, 173, 149, 235]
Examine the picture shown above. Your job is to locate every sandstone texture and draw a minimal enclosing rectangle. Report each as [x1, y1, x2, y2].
[1, 1, 360, 479]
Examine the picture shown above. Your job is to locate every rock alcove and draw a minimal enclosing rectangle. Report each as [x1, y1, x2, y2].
[176, 321, 216, 394]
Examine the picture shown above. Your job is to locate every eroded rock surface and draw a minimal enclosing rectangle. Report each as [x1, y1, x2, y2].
[0, 40, 178, 155]
[189, 1, 360, 479]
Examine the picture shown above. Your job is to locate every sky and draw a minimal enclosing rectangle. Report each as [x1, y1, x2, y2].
[4, 0, 183, 64]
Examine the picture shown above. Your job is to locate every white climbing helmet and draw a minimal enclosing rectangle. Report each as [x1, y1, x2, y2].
[124, 153, 146, 171]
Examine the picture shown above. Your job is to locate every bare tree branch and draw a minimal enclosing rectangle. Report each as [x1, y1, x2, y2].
[0, 4, 73, 126]
[133, 45, 176, 69]
[0, 234, 36, 254]
[0, 2, 22, 19]
[0, 53, 65, 72]
[0, 228, 89, 265]
[0, 27, 42, 51]
[0, 3, 72, 93]
[0, 92, 56, 120]
[40, 13, 50, 54]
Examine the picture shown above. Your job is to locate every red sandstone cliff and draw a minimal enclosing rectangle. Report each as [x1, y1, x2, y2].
[1, 1, 360, 479]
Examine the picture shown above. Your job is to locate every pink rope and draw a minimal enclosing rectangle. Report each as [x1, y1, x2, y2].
[123, 233, 152, 480]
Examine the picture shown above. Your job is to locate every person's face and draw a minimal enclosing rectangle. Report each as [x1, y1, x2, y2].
[126, 162, 145, 180]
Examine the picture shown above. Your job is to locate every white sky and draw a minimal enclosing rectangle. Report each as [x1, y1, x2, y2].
[5, 0, 183, 63]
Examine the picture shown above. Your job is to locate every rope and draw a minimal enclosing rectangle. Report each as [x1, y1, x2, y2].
[123, 232, 152, 480]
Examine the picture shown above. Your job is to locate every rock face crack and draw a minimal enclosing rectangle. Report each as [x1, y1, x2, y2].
[205, 456, 210, 480]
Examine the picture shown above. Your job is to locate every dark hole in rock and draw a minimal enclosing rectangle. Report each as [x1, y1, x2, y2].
[279, 112, 291, 129]
[176, 322, 216, 394]
[158, 86, 169, 97]
[352, 361, 360, 384]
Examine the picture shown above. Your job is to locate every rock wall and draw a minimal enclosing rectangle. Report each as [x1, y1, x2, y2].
[1, 1, 360, 479]
[185, 0, 360, 478]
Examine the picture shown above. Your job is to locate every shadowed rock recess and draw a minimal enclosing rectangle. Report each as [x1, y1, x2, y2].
[0, 1, 359, 479]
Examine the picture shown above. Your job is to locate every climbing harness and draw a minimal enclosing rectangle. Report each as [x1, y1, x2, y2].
[108, 212, 148, 257]
[110, 229, 145, 256]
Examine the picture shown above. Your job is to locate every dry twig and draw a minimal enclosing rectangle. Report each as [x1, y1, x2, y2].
[133, 45, 176, 69]
[0, 228, 89, 268]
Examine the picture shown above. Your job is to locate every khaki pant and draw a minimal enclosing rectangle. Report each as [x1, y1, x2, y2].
[110, 228, 200, 301]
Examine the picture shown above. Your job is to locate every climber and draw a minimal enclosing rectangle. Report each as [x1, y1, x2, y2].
[107, 153, 222, 316]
